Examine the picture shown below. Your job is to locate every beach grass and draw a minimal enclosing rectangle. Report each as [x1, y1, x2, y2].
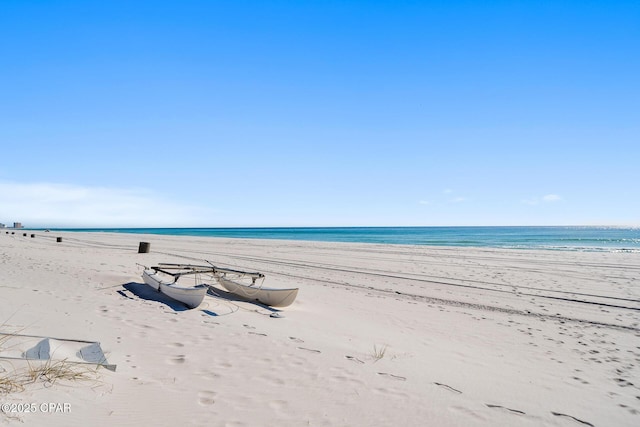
[1, 325, 101, 394]
[0, 367, 25, 394]
[26, 358, 100, 386]
[371, 344, 388, 362]
[1, 359, 100, 395]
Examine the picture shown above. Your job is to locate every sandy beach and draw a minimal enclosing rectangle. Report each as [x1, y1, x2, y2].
[1, 231, 639, 426]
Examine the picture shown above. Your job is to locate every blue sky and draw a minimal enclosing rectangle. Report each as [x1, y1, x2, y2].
[1, 0, 638, 227]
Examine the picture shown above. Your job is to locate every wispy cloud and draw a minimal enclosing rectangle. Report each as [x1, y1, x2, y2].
[542, 194, 562, 202]
[0, 181, 217, 227]
[418, 200, 430, 205]
[450, 197, 467, 203]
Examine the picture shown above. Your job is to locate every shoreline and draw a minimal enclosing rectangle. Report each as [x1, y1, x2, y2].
[14, 226, 640, 253]
[1, 231, 639, 426]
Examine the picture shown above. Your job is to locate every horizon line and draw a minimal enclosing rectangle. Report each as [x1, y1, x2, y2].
[11, 224, 640, 230]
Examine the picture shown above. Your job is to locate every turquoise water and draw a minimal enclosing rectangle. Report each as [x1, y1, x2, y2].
[37, 226, 640, 252]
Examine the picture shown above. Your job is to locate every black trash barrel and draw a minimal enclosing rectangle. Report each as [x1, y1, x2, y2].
[138, 242, 150, 253]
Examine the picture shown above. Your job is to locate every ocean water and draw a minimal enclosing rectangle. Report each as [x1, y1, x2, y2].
[38, 226, 640, 252]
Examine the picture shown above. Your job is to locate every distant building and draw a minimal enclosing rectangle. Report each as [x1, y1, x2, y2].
[0, 223, 5, 228]
[13, 222, 23, 229]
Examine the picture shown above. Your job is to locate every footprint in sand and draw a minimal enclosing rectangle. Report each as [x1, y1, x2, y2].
[243, 324, 256, 330]
[289, 337, 304, 343]
[297, 347, 321, 353]
[614, 378, 634, 387]
[486, 404, 525, 415]
[216, 361, 233, 369]
[572, 376, 589, 385]
[551, 412, 594, 426]
[434, 382, 462, 394]
[197, 391, 216, 406]
[168, 342, 185, 348]
[167, 355, 186, 364]
[196, 370, 220, 380]
[377, 372, 407, 381]
[248, 331, 267, 336]
[345, 355, 365, 364]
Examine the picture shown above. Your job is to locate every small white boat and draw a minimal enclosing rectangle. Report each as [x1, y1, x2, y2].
[142, 269, 207, 309]
[216, 275, 299, 308]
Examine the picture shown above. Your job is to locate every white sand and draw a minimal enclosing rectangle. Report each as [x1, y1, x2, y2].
[1, 231, 639, 426]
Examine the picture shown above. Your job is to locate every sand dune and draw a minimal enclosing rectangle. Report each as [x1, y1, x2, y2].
[1, 231, 639, 426]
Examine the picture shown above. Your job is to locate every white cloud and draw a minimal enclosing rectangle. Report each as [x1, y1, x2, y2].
[0, 181, 217, 227]
[450, 197, 467, 203]
[542, 194, 562, 202]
